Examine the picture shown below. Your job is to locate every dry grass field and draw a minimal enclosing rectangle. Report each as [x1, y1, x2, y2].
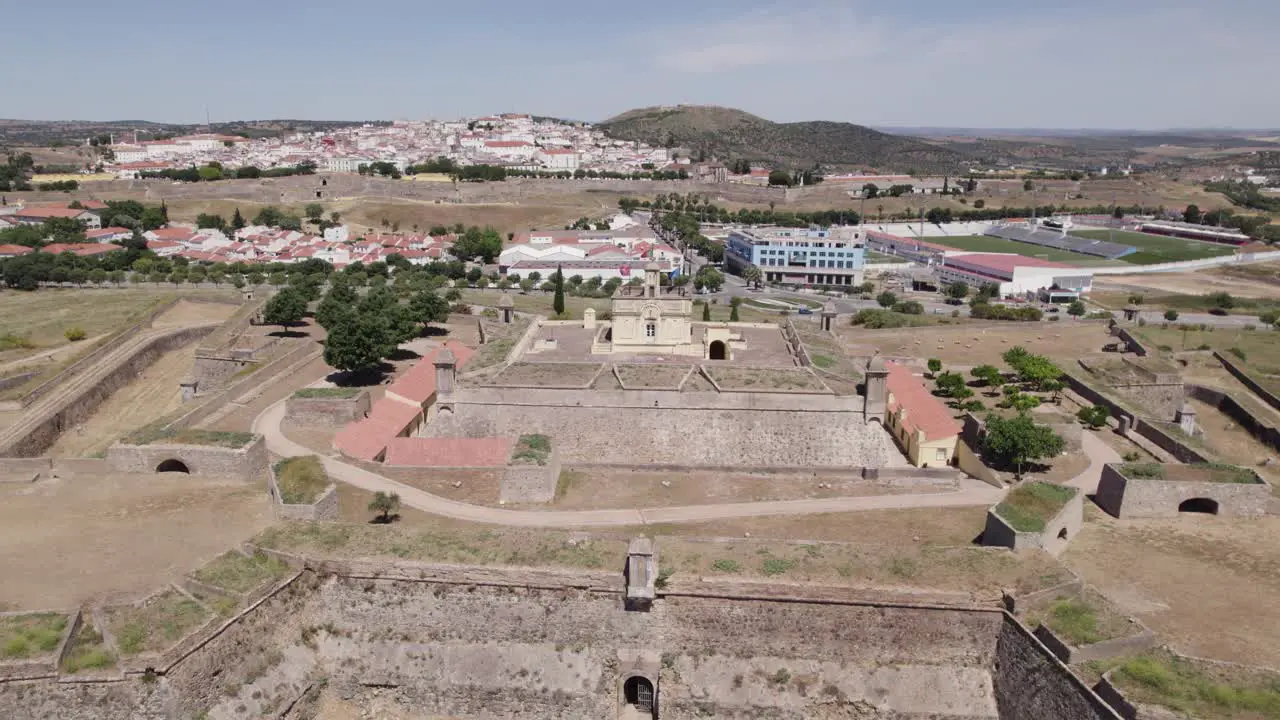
[0, 290, 169, 366]
[550, 468, 908, 510]
[0, 472, 273, 610]
[838, 321, 1114, 367]
[1064, 513, 1280, 667]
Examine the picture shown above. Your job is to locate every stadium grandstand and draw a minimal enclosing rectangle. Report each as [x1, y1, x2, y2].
[984, 223, 1136, 259]
[1133, 219, 1252, 246]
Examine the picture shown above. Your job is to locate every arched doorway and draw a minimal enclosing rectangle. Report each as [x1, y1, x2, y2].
[156, 459, 190, 474]
[708, 340, 727, 361]
[623, 676, 655, 716]
[1178, 498, 1219, 515]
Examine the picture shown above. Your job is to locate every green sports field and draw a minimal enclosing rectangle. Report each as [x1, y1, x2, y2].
[1069, 229, 1237, 265]
[923, 235, 1123, 266]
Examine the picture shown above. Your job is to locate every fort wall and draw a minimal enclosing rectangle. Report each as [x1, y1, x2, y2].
[106, 435, 267, 478]
[1094, 463, 1271, 518]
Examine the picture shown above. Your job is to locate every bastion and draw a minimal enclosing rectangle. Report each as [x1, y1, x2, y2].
[0, 560, 1123, 720]
[1095, 462, 1272, 518]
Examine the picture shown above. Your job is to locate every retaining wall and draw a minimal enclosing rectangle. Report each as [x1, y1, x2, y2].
[1188, 384, 1280, 455]
[106, 435, 267, 478]
[983, 489, 1083, 556]
[267, 470, 339, 520]
[1033, 623, 1157, 666]
[1212, 350, 1280, 412]
[284, 390, 371, 428]
[1094, 463, 1271, 518]
[993, 616, 1125, 719]
[499, 447, 562, 504]
[0, 325, 218, 457]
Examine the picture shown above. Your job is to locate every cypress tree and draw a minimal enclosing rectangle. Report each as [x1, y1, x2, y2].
[702, 302, 711, 322]
[552, 265, 565, 316]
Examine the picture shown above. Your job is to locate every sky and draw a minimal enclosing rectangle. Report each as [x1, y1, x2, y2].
[6, 0, 1278, 130]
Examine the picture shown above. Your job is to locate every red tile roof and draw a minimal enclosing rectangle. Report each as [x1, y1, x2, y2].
[383, 437, 513, 467]
[41, 243, 120, 256]
[149, 226, 198, 241]
[385, 341, 475, 406]
[13, 207, 92, 220]
[332, 397, 423, 461]
[885, 361, 962, 442]
[87, 226, 131, 239]
[947, 252, 1072, 272]
[0, 244, 33, 256]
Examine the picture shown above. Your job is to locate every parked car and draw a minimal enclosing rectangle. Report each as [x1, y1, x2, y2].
[797, 307, 813, 315]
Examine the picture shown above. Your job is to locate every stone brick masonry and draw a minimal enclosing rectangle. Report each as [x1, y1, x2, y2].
[1094, 463, 1272, 518]
[284, 391, 371, 428]
[106, 435, 268, 478]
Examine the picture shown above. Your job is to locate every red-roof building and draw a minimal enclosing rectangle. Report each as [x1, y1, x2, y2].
[883, 361, 961, 468]
[40, 243, 121, 257]
[0, 244, 34, 257]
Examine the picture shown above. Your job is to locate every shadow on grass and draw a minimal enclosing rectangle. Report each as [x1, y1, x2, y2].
[369, 513, 402, 525]
[325, 363, 394, 388]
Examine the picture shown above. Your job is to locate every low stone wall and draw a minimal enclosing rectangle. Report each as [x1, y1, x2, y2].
[267, 470, 338, 521]
[1188, 384, 1280, 455]
[0, 610, 76, 681]
[983, 490, 1083, 556]
[1113, 327, 1149, 356]
[1094, 463, 1272, 518]
[1213, 349, 1280, 413]
[106, 435, 267, 478]
[284, 390, 371, 428]
[1062, 370, 1210, 463]
[1093, 671, 1139, 720]
[500, 447, 562, 504]
[993, 615, 1125, 719]
[1033, 622, 1156, 666]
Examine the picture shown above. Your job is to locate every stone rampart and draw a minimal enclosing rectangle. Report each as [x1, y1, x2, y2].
[993, 615, 1125, 719]
[1094, 463, 1271, 518]
[1213, 350, 1280, 412]
[0, 324, 218, 457]
[0, 556, 1127, 719]
[500, 446, 561, 504]
[106, 435, 267, 478]
[426, 397, 891, 468]
[284, 390, 371, 428]
[1093, 672, 1139, 720]
[983, 490, 1083, 556]
[1033, 622, 1156, 666]
[1188, 384, 1280, 455]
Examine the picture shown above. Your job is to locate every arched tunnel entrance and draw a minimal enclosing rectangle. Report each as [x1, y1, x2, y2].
[155, 459, 190, 474]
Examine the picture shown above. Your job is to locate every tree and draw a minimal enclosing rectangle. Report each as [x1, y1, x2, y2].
[410, 290, 450, 325]
[876, 291, 897, 308]
[248, 271, 265, 286]
[231, 207, 246, 231]
[316, 280, 358, 330]
[89, 268, 107, 286]
[1077, 405, 1111, 429]
[945, 282, 969, 301]
[367, 491, 401, 524]
[1184, 204, 1202, 224]
[1067, 300, 1086, 317]
[552, 266, 566, 316]
[1022, 179, 1035, 192]
[1041, 378, 1065, 404]
[451, 226, 503, 263]
[262, 288, 307, 329]
[1164, 309, 1179, 322]
[767, 170, 791, 186]
[971, 365, 1004, 390]
[982, 413, 1066, 478]
[927, 358, 942, 377]
[743, 265, 762, 289]
[324, 313, 393, 374]
[730, 303, 740, 321]
[1127, 294, 1144, 306]
[702, 302, 712, 321]
[934, 371, 968, 398]
[304, 203, 324, 221]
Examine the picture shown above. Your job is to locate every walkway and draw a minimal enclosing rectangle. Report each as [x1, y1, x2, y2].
[1067, 430, 1123, 495]
[253, 401, 1005, 529]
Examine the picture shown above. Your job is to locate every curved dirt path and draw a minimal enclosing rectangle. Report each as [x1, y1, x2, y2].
[253, 400, 1005, 528]
[1067, 430, 1124, 495]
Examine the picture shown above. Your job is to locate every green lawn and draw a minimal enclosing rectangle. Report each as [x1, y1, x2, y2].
[865, 250, 901, 263]
[1070, 229, 1237, 265]
[926, 235, 1121, 266]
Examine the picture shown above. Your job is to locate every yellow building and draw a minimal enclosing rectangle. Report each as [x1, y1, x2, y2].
[883, 361, 961, 468]
[604, 262, 697, 355]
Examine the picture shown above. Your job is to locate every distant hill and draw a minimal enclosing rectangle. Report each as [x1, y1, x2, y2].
[0, 119, 379, 146]
[599, 105, 969, 174]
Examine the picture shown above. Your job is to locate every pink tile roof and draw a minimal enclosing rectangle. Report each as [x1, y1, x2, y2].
[385, 341, 475, 406]
[383, 437, 513, 467]
[41, 243, 120, 256]
[332, 397, 423, 462]
[885, 361, 962, 443]
[14, 207, 92, 220]
[86, 226, 131, 238]
[149, 226, 198, 241]
[0, 244, 33, 256]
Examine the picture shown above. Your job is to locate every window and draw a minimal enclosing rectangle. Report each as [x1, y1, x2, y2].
[936, 448, 947, 461]
[645, 323, 656, 338]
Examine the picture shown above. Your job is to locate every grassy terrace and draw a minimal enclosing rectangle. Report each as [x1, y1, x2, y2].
[191, 551, 290, 595]
[60, 621, 114, 674]
[511, 434, 552, 466]
[995, 482, 1077, 533]
[105, 590, 211, 657]
[122, 421, 256, 448]
[1070, 229, 1237, 265]
[273, 456, 330, 504]
[1024, 590, 1136, 647]
[1119, 462, 1261, 484]
[708, 365, 830, 392]
[1099, 650, 1280, 719]
[613, 363, 692, 389]
[292, 387, 362, 399]
[0, 613, 68, 660]
[490, 361, 602, 387]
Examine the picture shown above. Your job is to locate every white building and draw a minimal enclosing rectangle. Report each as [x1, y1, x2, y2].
[538, 148, 580, 171]
[934, 253, 1094, 299]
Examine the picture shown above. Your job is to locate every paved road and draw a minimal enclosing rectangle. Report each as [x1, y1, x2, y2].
[1067, 430, 1123, 495]
[253, 400, 1005, 528]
